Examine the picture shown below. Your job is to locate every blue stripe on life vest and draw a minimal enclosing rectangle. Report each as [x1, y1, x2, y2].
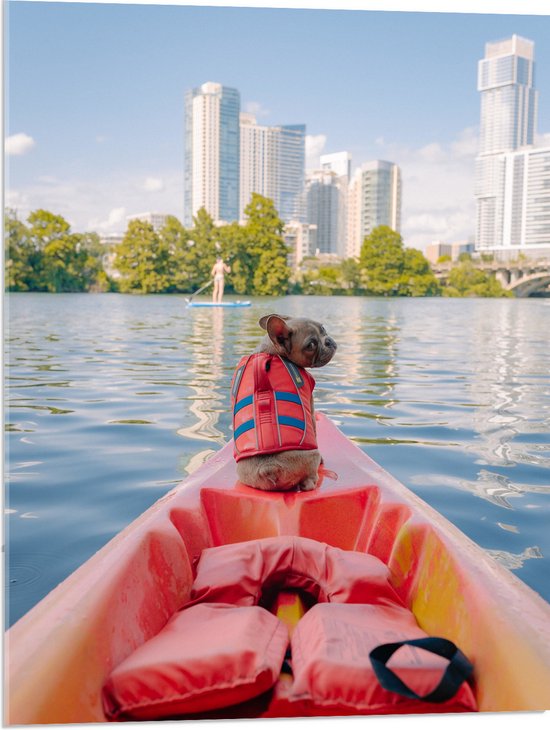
[234, 418, 255, 440]
[275, 391, 302, 405]
[278, 416, 305, 431]
[234, 394, 253, 414]
[281, 358, 305, 388]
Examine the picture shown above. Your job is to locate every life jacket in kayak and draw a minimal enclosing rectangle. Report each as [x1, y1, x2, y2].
[231, 353, 317, 461]
[102, 537, 476, 721]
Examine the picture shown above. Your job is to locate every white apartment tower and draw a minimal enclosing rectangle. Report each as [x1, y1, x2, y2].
[239, 115, 306, 223]
[320, 151, 352, 181]
[475, 36, 550, 256]
[184, 82, 240, 226]
[239, 113, 279, 219]
[347, 160, 402, 258]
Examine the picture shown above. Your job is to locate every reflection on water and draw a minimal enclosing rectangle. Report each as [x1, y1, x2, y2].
[177, 308, 227, 444]
[4, 293, 550, 625]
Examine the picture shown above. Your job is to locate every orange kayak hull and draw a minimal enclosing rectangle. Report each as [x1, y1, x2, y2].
[5, 414, 550, 723]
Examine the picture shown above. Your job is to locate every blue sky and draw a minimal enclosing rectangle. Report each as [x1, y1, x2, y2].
[5, 0, 550, 250]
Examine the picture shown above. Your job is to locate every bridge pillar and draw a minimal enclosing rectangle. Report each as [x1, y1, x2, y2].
[495, 269, 510, 287]
[509, 269, 523, 285]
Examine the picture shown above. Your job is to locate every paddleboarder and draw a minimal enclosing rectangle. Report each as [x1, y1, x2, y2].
[211, 257, 231, 303]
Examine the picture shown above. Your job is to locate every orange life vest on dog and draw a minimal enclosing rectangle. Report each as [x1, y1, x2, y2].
[231, 353, 317, 461]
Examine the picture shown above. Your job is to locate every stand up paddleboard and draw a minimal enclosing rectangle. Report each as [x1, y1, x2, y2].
[186, 300, 251, 308]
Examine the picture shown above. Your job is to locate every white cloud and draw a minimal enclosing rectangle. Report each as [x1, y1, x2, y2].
[536, 131, 550, 147]
[373, 127, 479, 251]
[5, 133, 36, 156]
[142, 177, 164, 192]
[450, 126, 479, 158]
[417, 142, 446, 163]
[5, 189, 31, 213]
[305, 134, 327, 172]
[244, 101, 271, 119]
[89, 207, 127, 232]
[6, 170, 183, 234]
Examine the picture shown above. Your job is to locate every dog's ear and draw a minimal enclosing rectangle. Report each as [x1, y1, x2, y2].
[262, 315, 293, 354]
[259, 314, 290, 330]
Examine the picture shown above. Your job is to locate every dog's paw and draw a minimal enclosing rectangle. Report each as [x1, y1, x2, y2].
[299, 477, 319, 492]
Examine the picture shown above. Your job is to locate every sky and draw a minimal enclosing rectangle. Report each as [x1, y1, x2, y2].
[5, 0, 550, 251]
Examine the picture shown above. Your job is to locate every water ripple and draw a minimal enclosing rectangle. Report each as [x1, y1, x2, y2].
[4, 293, 550, 624]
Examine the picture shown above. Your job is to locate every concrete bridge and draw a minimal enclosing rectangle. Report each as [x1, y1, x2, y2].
[432, 260, 550, 297]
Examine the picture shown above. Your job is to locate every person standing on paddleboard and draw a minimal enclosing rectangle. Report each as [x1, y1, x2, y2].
[211, 257, 231, 303]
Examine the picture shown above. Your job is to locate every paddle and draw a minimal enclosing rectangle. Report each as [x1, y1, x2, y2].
[184, 248, 237, 303]
[185, 279, 213, 303]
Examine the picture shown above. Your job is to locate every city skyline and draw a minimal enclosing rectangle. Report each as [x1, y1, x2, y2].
[5, 1, 550, 251]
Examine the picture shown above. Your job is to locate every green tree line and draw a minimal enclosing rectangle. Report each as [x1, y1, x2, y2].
[5, 201, 512, 298]
[5, 208, 109, 292]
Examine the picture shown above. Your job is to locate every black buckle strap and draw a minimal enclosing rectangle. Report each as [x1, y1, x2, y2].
[369, 637, 474, 703]
[281, 647, 293, 675]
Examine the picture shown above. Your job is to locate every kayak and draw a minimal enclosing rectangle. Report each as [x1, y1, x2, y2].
[186, 300, 251, 307]
[6, 413, 550, 724]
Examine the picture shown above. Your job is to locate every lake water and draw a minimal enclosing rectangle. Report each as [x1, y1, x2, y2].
[5, 293, 550, 626]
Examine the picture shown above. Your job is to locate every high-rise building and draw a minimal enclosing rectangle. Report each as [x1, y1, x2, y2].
[278, 124, 306, 223]
[475, 35, 550, 257]
[239, 116, 306, 224]
[306, 170, 344, 255]
[284, 221, 317, 267]
[347, 160, 402, 258]
[478, 35, 537, 156]
[318, 152, 351, 257]
[239, 113, 278, 219]
[184, 82, 240, 226]
[320, 151, 351, 181]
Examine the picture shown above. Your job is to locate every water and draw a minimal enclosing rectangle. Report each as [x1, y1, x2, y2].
[5, 293, 550, 626]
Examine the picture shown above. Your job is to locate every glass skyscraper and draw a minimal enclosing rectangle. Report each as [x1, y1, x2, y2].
[184, 82, 240, 226]
[306, 171, 341, 255]
[478, 35, 537, 155]
[475, 35, 550, 255]
[278, 124, 306, 223]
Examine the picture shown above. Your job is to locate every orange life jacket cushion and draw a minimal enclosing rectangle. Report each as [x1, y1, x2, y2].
[102, 603, 288, 721]
[189, 536, 405, 608]
[286, 603, 477, 715]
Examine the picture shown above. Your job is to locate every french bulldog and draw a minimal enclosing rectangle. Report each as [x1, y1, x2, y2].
[232, 314, 337, 492]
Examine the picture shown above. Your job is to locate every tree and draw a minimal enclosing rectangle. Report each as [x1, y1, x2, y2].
[402, 248, 442, 296]
[77, 232, 111, 292]
[160, 208, 221, 294]
[444, 260, 513, 298]
[340, 258, 362, 293]
[359, 226, 405, 295]
[114, 220, 171, 293]
[217, 221, 250, 294]
[4, 209, 35, 291]
[5, 209, 104, 292]
[239, 194, 291, 296]
[359, 226, 440, 296]
[158, 215, 191, 292]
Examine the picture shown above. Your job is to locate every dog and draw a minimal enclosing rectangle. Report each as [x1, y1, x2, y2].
[231, 314, 337, 491]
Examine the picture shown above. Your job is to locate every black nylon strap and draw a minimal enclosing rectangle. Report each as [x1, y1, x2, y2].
[369, 637, 473, 703]
[281, 647, 293, 675]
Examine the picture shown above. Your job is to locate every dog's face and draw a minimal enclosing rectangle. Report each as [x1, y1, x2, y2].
[258, 314, 337, 369]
